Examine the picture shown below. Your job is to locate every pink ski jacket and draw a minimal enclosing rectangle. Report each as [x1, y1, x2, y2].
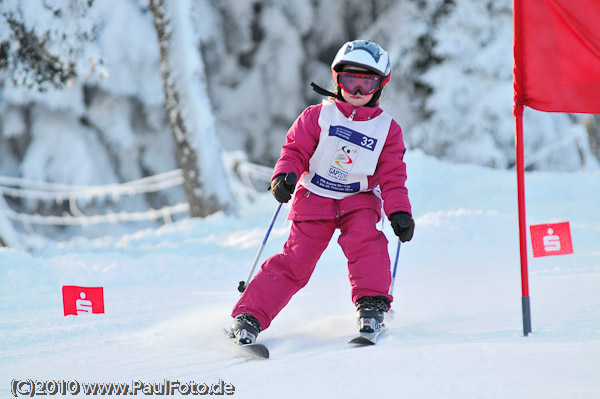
[273, 99, 411, 222]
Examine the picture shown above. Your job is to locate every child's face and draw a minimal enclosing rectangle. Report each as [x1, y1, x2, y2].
[341, 89, 374, 107]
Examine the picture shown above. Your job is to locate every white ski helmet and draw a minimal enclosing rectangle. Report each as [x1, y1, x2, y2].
[331, 40, 391, 87]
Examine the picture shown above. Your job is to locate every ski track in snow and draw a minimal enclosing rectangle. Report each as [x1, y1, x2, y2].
[2, 151, 600, 398]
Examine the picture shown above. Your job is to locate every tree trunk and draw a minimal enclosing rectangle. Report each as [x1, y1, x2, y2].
[0, 196, 24, 250]
[149, 0, 235, 217]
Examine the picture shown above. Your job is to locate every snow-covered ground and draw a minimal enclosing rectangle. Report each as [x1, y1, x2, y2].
[2, 150, 599, 398]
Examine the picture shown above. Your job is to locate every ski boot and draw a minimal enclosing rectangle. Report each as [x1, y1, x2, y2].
[229, 313, 261, 345]
[356, 296, 390, 333]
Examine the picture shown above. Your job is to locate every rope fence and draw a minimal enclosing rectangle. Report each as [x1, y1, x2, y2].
[0, 160, 273, 228]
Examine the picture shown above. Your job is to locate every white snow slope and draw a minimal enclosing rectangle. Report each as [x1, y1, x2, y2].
[2, 150, 599, 399]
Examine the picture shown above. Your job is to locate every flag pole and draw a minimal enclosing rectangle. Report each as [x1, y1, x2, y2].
[513, 0, 532, 336]
[514, 101, 532, 336]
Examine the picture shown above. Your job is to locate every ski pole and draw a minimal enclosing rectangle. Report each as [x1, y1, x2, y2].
[386, 239, 402, 321]
[388, 213, 410, 297]
[388, 239, 401, 297]
[238, 172, 297, 293]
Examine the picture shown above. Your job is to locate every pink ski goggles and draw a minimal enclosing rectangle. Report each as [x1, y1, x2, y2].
[338, 72, 381, 95]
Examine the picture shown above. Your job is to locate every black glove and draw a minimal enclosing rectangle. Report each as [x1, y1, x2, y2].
[390, 211, 415, 242]
[270, 173, 297, 203]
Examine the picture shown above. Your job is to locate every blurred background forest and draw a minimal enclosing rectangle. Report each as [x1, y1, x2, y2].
[1, 0, 599, 248]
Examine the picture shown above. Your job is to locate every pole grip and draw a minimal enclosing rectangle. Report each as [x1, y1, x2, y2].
[397, 213, 411, 228]
[285, 172, 298, 186]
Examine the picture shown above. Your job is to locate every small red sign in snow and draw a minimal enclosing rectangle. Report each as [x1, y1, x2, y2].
[530, 222, 574, 258]
[62, 286, 105, 316]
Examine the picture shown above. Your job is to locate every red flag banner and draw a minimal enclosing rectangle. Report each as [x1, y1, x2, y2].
[530, 222, 574, 258]
[62, 286, 105, 316]
[514, 0, 600, 113]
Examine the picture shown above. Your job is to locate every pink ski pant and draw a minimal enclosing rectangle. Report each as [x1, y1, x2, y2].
[231, 208, 392, 330]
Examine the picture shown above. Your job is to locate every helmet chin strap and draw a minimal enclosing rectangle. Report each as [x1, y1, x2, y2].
[365, 88, 382, 107]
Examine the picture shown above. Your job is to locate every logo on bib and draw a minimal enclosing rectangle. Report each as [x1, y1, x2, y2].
[328, 143, 358, 182]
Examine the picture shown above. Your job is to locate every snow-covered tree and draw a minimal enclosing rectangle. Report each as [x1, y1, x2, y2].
[0, 1, 184, 245]
[0, 0, 101, 91]
[203, 0, 400, 165]
[149, 0, 235, 217]
[403, 0, 598, 170]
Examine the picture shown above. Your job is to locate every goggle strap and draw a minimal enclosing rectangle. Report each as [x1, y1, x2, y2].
[311, 82, 343, 100]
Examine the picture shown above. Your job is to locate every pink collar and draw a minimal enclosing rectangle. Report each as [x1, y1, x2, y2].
[333, 99, 384, 121]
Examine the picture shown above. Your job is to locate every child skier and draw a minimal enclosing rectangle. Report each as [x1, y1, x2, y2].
[229, 40, 414, 345]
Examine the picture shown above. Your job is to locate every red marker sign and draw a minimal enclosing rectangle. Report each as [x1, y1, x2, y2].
[530, 222, 574, 258]
[62, 286, 105, 316]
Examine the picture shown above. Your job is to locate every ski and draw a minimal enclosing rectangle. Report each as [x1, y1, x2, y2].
[223, 329, 269, 359]
[348, 325, 387, 346]
[234, 342, 270, 359]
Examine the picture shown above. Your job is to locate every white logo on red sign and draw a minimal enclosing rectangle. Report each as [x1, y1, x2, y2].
[529, 222, 574, 258]
[62, 286, 105, 316]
